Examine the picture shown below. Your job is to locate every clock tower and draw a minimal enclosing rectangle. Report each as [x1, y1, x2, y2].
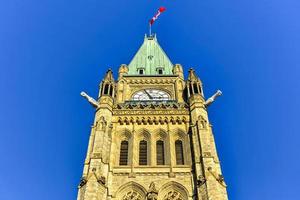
[77, 35, 229, 200]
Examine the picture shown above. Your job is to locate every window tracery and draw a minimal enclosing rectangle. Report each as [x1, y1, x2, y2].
[163, 191, 184, 200]
[122, 190, 143, 200]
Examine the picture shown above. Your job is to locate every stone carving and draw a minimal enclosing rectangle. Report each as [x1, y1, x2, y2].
[117, 115, 188, 125]
[122, 191, 143, 200]
[147, 182, 158, 200]
[198, 116, 207, 129]
[97, 116, 107, 131]
[127, 78, 175, 84]
[80, 91, 100, 108]
[197, 175, 206, 187]
[207, 167, 227, 187]
[203, 152, 211, 157]
[204, 90, 222, 107]
[97, 176, 106, 185]
[91, 168, 106, 186]
[163, 191, 184, 200]
[78, 177, 87, 188]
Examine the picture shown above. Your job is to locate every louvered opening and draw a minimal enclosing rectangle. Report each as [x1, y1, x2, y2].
[119, 141, 128, 166]
[139, 140, 147, 165]
[175, 140, 184, 165]
[156, 140, 165, 165]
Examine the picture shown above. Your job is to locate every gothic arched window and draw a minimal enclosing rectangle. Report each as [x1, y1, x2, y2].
[119, 141, 129, 165]
[109, 85, 113, 96]
[103, 84, 109, 95]
[193, 83, 199, 94]
[139, 140, 147, 165]
[156, 140, 165, 165]
[175, 140, 184, 165]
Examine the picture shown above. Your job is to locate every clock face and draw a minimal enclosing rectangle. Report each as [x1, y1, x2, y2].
[132, 89, 170, 101]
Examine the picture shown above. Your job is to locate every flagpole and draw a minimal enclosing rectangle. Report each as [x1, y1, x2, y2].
[149, 24, 152, 36]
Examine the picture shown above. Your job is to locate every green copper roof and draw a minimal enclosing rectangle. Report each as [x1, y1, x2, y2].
[127, 35, 174, 75]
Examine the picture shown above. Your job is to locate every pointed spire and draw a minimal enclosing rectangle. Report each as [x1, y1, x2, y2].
[173, 64, 184, 79]
[118, 64, 128, 79]
[187, 68, 203, 98]
[188, 68, 201, 82]
[127, 35, 173, 75]
[103, 68, 114, 82]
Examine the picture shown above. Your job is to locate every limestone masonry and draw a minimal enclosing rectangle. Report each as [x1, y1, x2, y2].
[77, 35, 229, 200]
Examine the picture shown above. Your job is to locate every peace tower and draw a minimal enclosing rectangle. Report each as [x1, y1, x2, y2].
[77, 35, 229, 200]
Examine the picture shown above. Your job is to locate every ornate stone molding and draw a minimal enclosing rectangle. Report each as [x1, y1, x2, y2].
[125, 78, 176, 84]
[114, 101, 188, 110]
[147, 182, 158, 200]
[113, 172, 191, 176]
[115, 115, 189, 125]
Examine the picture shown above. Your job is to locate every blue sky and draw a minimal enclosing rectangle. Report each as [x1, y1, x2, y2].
[0, 0, 299, 199]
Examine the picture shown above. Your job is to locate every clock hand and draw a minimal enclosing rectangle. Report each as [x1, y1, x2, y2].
[144, 89, 153, 99]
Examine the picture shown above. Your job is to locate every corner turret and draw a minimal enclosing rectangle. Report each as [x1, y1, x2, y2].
[187, 68, 203, 99]
[99, 69, 115, 98]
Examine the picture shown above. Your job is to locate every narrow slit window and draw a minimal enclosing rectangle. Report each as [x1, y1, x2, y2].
[158, 69, 163, 75]
[156, 140, 165, 165]
[139, 140, 147, 165]
[119, 141, 128, 165]
[175, 140, 184, 165]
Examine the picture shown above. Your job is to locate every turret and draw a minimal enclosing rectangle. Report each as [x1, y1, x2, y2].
[99, 69, 115, 98]
[118, 64, 128, 79]
[173, 64, 184, 79]
[187, 68, 203, 98]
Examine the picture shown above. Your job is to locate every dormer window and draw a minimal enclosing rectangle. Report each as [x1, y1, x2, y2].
[139, 69, 144, 75]
[156, 67, 164, 75]
[137, 68, 145, 75]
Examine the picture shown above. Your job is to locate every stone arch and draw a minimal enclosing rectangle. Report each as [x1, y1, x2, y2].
[116, 181, 147, 200]
[130, 87, 172, 100]
[170, 128, 186, 140]
[136, 128, 151, 140]
[169, 128, 190, 165]
[153, 128, 169, 165]
[116, 128, 132, 166]
[198, 115, 208, 129]
[158, 181, 189, 200]
[118, 128, 132, 141]
[153, 128, 168, 140]
[135, 128, 151, 165]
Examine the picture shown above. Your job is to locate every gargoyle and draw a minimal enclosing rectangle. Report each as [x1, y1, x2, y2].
[80, 91, 100, 109]
[205, 90, 222, 107]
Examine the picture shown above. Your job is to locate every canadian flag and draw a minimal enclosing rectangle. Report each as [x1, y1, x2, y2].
[149, 7, 166, 25]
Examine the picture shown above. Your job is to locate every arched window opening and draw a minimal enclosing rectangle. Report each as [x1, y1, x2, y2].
[119, 141, 129, 165]
[193, 83, 199, 94]
[189, 85, 193, 95]
[175, 140, 184, 165]
[156, 140, 165, 165]
[138, 69, 144, 75]
[157, 67, 164, 75]
[109, 85, 113, 96]
[139, 140, 147, 165]
[103, 84, 109, 95]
